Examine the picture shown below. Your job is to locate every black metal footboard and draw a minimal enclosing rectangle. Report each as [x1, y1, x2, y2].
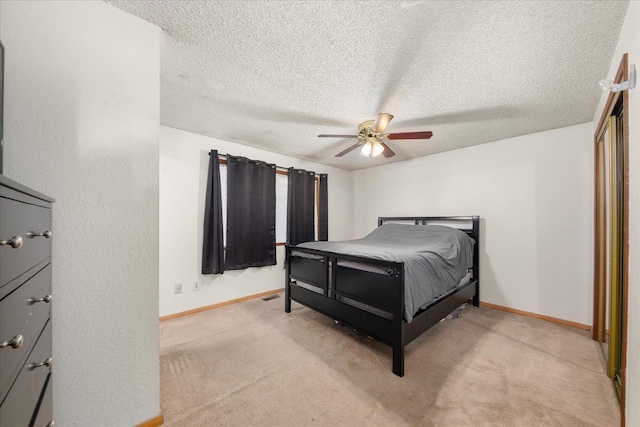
[285, 246, 406, 375]
[284, 215, 480, 377]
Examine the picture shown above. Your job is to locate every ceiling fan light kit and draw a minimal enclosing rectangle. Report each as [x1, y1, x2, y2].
[318, 113, 433, 159]
[361, 140, 385, 157]
[358, 120, 384, 157]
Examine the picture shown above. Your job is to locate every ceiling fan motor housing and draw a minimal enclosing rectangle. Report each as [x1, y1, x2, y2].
[359, 120, 381, 142]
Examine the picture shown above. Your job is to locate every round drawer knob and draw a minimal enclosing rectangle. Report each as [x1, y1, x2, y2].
[0, 335, 24, 349]
[0, 235, 23, 249]
[32, 230, 52, 239]
[30, 294, 53, 304]
[30, 357, 53, 369]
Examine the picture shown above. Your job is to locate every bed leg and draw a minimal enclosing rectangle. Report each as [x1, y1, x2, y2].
[285, 280, 291, 313]
[285, 245, 291, 313]
[392, 266, 405, 377]
[393, 341, 404, 377]
[472, 281, 480, 307]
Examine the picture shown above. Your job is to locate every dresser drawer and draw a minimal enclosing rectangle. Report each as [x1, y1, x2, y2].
[32, 373, 53, 427]
[0, 195, 52, 289]
[0, 320, 52, 426]
[0, 265, 51, 400]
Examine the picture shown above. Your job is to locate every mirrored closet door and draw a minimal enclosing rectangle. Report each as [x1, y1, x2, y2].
[593, 83, 626, 403]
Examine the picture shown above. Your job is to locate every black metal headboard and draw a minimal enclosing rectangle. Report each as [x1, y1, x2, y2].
[378, 215, 478, 239]
[378, 216, 480, 283]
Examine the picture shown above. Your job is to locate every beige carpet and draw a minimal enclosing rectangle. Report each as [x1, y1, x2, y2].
[159, 293, 619, 426]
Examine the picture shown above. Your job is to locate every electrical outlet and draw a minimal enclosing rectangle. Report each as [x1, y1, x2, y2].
[193, 281, 200, 291]
[174, 284, 182, 294]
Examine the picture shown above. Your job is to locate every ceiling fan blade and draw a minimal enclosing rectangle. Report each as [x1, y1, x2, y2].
[335, 143, 361, 157]
[373, 113, 394, 133]
[379, 142, 396, 158]
[387, 131, 433, 140]
[318, 134, 358, 138]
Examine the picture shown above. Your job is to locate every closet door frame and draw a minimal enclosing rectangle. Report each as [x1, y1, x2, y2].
[593, 53, 629, 418]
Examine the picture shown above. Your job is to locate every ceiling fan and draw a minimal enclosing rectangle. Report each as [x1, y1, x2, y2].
[318, 113, 433, 158]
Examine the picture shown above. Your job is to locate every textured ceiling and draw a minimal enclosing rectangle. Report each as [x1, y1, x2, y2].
[106, 1, 628, 171]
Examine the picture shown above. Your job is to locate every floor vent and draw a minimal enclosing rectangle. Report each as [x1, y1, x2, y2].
[262, 294, 280, 302]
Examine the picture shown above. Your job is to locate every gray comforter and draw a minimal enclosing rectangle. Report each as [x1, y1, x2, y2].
[296, 223, 475, 322]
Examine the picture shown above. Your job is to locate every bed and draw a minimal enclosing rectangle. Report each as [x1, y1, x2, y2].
[284, 216, 480, 377]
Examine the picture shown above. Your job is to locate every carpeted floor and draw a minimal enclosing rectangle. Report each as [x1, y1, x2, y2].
[159, 293, 619, 426]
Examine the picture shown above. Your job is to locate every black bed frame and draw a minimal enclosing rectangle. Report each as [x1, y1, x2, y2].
[284, 216, 480, 377]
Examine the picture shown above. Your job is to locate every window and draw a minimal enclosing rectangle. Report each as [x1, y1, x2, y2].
[276, 173, 288, 243]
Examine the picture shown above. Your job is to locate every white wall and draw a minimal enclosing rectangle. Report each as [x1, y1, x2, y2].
[352, 123, 594, 326]
[160, 126, 353, 317]
[0, 2, 160, 426]
[592, 2, 640, 423]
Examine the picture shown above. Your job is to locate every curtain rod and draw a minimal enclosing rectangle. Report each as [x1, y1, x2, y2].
[218, 153, 289, 172]
[210, 151, 326, 176]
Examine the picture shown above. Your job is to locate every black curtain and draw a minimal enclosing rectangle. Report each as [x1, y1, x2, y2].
[318, 174, 328, 241]
[202, 150, 224, 274]
[224, 156, 276, 270]
[287, 168, 316, 245]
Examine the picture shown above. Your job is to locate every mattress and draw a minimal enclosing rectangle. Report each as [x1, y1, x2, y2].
[296, 223, 475, 322]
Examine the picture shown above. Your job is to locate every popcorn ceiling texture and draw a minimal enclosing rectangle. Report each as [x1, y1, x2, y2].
[107, 0, 628, 170]
[0, 1, 160, 426]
